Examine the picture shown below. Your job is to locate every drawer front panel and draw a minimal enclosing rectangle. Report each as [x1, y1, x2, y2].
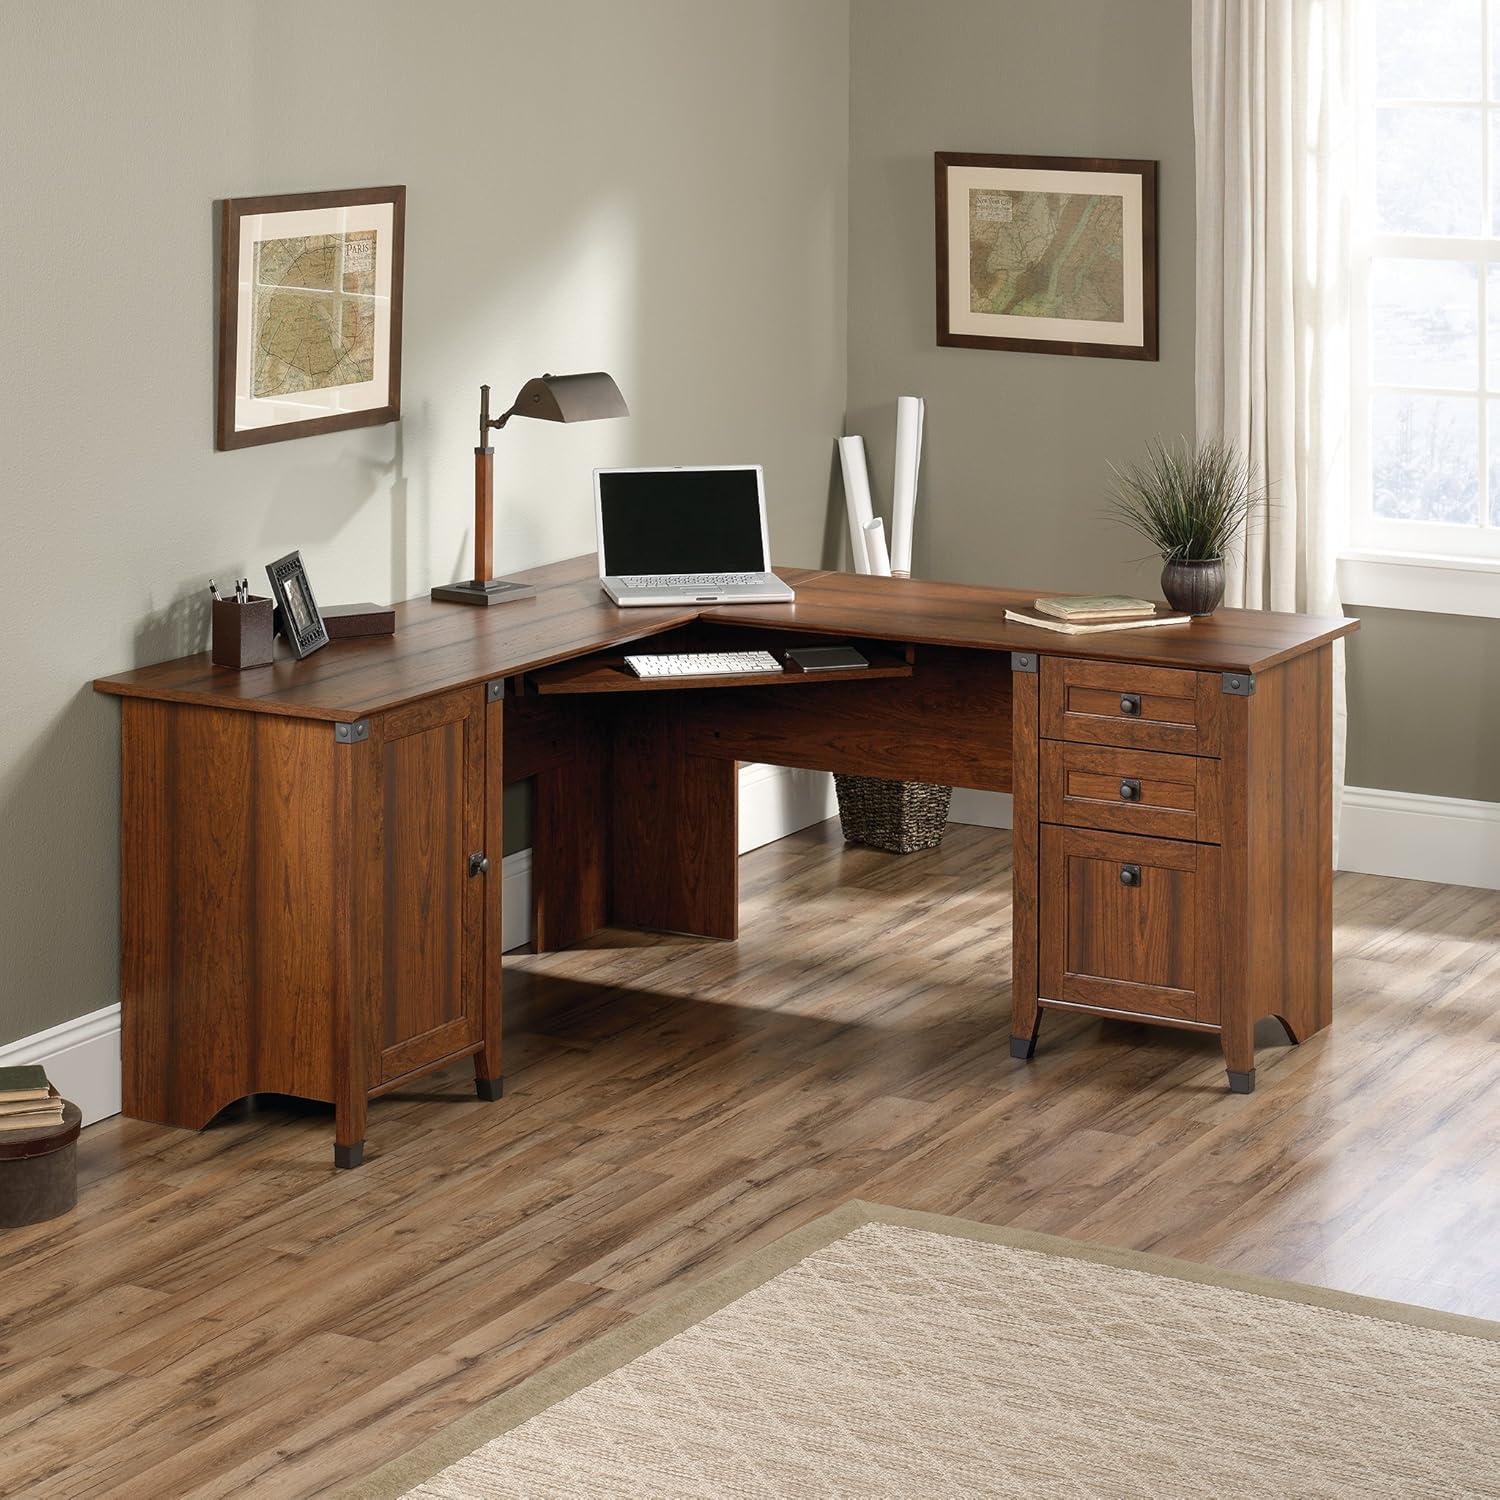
[1040, 742, 1222, 843]
[1041, 657, 1221, 755]
[1040, 826, 1221, 1024]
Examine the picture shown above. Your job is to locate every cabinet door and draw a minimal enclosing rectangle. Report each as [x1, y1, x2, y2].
[1039, 826, 1220, 1024]
[374, 687, 486, 1082]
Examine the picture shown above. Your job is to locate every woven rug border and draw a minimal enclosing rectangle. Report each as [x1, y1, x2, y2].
[343, 1198, 1500, 1499]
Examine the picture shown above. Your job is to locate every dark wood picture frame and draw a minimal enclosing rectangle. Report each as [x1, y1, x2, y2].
[935, 152, 1157, 361]
[216, 185, 406, 450]
[265, 550, 330, 659]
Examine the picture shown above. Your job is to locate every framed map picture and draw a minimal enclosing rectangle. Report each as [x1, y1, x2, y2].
[216, 185, 405, 449]
[935, 153, 1156, 360]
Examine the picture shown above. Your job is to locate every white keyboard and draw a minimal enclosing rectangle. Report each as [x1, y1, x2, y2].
[625, 650, 784, 679]
[619, 573, 761, 589]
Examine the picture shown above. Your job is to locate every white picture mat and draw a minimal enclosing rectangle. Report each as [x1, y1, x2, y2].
[946, 165, 1143, 346]
[233, 201, 394, 433]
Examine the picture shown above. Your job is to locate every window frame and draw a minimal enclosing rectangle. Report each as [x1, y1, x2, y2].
[1352, 2, 1500, 572]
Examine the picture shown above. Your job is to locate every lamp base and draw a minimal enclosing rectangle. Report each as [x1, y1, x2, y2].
[431, 577, 537, 606]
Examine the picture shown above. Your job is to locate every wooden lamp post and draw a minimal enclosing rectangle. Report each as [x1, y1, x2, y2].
[432, 372, 628, 605]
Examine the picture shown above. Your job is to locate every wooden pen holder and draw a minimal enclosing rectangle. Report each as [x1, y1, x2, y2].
[212, 597, 275, 669]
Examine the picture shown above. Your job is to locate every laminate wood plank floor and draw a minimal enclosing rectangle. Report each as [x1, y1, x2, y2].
[2, 823, 1497, 1498]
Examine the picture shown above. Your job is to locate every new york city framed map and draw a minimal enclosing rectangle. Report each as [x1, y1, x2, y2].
[935, 154, 1156, 360]
[216, 186, 405, 448]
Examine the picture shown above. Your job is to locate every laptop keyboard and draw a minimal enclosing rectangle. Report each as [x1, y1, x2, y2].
[619, 573, 762, 589]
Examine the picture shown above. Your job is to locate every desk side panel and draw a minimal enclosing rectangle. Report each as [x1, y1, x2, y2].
[610, 702, 739, 940]
[1245, 646, 1334, 1044]
[120, 700, 341, 1127]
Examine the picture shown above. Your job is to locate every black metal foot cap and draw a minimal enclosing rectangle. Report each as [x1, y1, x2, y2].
[334, 1141, 364, 1169]
[475, 1075, 504, 1102]
[1227, 1069, 1256, 1095]
[1009, 1036, 1037, 1062]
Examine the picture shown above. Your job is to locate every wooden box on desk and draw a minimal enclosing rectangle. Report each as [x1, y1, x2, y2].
[322, 602, 396, 639]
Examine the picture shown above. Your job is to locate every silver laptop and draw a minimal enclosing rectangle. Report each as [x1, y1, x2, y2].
[595, 464, 796, 606]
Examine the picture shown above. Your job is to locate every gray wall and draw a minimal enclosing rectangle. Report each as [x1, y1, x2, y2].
[846, 0, 1500, 806]
[1344, 609, 1500, 801]
[0, 0, 849, 1045]
[846, 0, 1197, 601]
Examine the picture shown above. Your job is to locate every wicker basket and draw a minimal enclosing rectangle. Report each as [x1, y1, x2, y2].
[833, 775, 953, 855]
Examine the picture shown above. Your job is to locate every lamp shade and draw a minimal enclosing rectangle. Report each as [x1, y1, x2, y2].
[511, 371, 629, 424]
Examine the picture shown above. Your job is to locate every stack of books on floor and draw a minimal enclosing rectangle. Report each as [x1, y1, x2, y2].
[1004, 594, 1190, 634]
[0, 1065, 64, 1132]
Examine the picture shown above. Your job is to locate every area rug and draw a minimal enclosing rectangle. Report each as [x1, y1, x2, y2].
[348, 1200, 1500, 1499]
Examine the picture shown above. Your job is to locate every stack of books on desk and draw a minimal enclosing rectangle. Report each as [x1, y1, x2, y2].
[0, 1065, 64, 1131]
[1005, 595, 1190, 634]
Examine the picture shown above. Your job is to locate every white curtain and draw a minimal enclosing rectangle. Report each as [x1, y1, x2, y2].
[1192, 0, 1357, 838]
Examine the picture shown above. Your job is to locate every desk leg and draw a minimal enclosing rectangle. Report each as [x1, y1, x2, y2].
[1215, 648, 1334, 1095]
[611, 708, 737, 939]
[477, 688, 506, 1100]
[1009, 666, 1042, 1060]
[533, 736, 609, 952]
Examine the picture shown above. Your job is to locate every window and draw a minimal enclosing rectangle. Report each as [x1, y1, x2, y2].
[1358, 0, 1500, 561]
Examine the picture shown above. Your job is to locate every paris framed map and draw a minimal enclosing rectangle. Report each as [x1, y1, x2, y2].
[216, 186, 405, 449]
[935, 154, 1156, 360]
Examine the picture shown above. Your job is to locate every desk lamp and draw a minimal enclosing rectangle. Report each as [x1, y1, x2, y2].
[432, 372, 629, 605]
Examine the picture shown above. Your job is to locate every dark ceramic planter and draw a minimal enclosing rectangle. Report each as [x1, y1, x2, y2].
[1161, 557, 1225, 617]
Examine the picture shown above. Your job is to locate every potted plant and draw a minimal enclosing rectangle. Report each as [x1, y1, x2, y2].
[1108, 437, 1262, 617]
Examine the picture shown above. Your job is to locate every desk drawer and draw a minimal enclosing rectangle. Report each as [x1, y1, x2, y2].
[1040, 826, 1220, 1025]
[1040, 742, 1222, 843]
[1041, 657, 1221, 756]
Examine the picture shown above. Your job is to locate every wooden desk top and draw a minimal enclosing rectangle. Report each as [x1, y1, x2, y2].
[94, 554, 1357, 722]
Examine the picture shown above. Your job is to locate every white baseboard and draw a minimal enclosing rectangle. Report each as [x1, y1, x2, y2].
[0, 1004, 121, 1127]
[1339, 785, 1500, 890]
[737, 761, 838, 853]
[948, 788, 1013, 829]
[501, 848, 533, 953]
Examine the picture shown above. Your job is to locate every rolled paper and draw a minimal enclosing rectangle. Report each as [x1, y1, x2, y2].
[863, 516, 893, 577]
[837, 435, 876, 574]
[890, 395, 923, 578]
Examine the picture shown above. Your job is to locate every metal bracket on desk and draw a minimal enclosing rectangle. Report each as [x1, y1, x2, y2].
[1221, 672, 1256, 696]
[1010, 651, 1039, 674]
[486, 679, 505, 703]
[333, 720, 370, 744]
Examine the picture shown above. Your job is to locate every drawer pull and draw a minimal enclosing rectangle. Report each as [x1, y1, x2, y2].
[1119, 778, 1142, 802]
[1119, 863, 1142, 887]
[1119, 693, 1142, 716]
[468, 852, 490, 878]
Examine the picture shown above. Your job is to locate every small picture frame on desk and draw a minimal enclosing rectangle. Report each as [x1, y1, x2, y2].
[265, 550, 329, 658]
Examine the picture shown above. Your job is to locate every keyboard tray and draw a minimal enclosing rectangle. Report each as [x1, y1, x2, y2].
[524, 640, 914, 695]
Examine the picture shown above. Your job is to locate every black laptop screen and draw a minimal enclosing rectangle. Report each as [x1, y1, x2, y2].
[599, 468, 766, 575]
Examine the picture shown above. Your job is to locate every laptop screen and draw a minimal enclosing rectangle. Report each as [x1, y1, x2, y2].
[598, 468, 767, 575]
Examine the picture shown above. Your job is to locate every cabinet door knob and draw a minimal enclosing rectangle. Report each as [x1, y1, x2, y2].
[1119, 863, 1142, 887]
[1119, 693, 1142, 716]
[468, 852, 490, 877]
[1119, 778, 1141, 802]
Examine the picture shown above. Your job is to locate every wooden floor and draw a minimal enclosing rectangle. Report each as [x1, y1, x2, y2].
[3, 822, 1499, 1498]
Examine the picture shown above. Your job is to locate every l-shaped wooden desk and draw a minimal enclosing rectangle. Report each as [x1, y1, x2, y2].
[94, 557, 1357, 1166]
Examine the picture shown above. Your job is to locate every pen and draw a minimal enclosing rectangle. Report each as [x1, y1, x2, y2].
[209, 579, 222, 603]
